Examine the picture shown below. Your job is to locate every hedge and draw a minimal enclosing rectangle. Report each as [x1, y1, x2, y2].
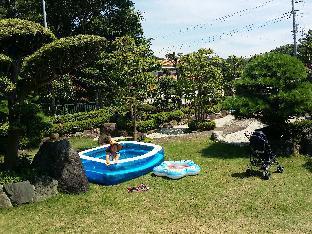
[51, 108, 114, 124]
[137, 119, 157, 133]
[150, 110, 184, 125]
[48, 108, 114, 135]
[188, 120, 216, 131]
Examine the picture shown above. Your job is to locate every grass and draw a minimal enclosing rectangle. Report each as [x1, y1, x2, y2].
[68, 136, 99, 151]
[0, 136, 312, 233]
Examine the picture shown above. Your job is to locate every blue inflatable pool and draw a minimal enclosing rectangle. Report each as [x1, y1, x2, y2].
[79, 141, 164, 185]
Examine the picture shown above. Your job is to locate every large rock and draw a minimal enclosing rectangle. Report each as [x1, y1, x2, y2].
[3, 181, 34, 205]
[32, 139, 89, 194]
[0, 192, 12, 208]
[100, 123, 116, 135]
[32, 176, 58, 202]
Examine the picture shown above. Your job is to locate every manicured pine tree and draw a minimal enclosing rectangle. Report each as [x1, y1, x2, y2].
[0, 19, 107, 169]
[225, 52, 312, 128]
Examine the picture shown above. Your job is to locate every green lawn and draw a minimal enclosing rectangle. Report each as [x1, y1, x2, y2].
[1, 136, 312, 233]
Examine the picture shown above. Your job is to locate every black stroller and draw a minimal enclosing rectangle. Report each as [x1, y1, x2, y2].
[246, 131, 284, 180]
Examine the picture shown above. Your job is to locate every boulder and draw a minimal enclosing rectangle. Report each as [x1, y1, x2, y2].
[0, 192, 12, 208]
[32, 139, 89, 194]
[3, 181, 34, 205]
[32, 176, 58, 202]
[100, 123, 116, 135]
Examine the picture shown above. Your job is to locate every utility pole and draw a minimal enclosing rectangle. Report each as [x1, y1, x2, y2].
[291, 0, 298, 56]
[42, 0, 47, 28]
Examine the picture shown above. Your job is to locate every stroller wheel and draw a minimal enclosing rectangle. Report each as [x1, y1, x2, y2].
[246, 168, 252, 176]
[262, 171, 271, 180]
[277, 165, 284, 173]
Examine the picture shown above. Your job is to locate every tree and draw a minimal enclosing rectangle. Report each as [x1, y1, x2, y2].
[178, 48, 224, 121]
[0, 19, 107, 169]
[151, 76, 181, 112]
[1, 0, 144, 109]
[221, 55, 246, 96]
[0, 0, 143, 39]
[271, 44, 294, 56]
[298, 30, 312, 72]
[225, 52, 312, 127]
[99, 36, 159, 139]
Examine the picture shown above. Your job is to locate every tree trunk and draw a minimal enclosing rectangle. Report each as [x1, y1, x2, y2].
[4, 59, 21, 169]
[5, 128, 19, 169]
[131, 100, 138, 141]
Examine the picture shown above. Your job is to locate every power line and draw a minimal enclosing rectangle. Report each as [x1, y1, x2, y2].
[152, 0, 277, 41]
[159, 11, 292, 55]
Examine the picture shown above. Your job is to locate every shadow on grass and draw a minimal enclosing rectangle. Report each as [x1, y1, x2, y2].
[303, 160, 312, 173]
[201, 142, 249, 159]
[150, 173, 175, 181]
[231, 170, 264, 179]
[231, 172, 249, 179]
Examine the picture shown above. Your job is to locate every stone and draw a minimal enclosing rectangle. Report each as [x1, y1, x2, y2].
[3, 181, 34, 205]
[74, 132, 83, 137]
[211, 131, 224, 142]
[32, 176, 58, 202]
[0, 184, 3, 192]
[0, 192, 12, 208]
[32, 139, 89, 194]
[100, 123, 116, 135]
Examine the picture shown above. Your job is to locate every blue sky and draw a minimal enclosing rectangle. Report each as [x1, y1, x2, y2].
[132, 0, 312, 58]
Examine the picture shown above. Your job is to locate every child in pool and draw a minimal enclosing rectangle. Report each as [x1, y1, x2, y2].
[105, 138, 122, 166]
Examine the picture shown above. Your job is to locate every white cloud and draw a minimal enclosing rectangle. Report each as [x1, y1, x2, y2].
[133, 0, 312, 58]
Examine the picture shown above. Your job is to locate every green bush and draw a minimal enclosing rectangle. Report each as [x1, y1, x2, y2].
[51, 108, 114, 124]
[180, 106, 194, 115]
[21, 35, 107, 89]
[0, 122, 8, 136]
[153, 112, 168, 125]
[49, 108, 113, 135]
[0, 103, 52, 149]
[19, 103, 52, 148]
[151, 110, 185, 125]
[167, 110, 184, 122]
[110, 110, 131, 131]
[188, 120, 216, 131]
[137, 119, 157, 133]
[287, 120, 312, 145]
[0, 170, 23, 185]
[138, 103, 156, 113]
[0, 19, 56, 58]
[225, 52, 311, 126]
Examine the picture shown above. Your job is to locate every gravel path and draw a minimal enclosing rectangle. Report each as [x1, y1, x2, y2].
[213, 119, 266, 145]
[147, 115, 266, 145]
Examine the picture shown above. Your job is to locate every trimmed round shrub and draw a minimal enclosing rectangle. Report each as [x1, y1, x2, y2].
[137, 119, 157, 133]
[188, 120, 216, 131]
[0, 19, 56, 58]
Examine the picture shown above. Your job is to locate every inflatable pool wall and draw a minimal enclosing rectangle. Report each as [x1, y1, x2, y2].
[79, 141, 164, 185]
